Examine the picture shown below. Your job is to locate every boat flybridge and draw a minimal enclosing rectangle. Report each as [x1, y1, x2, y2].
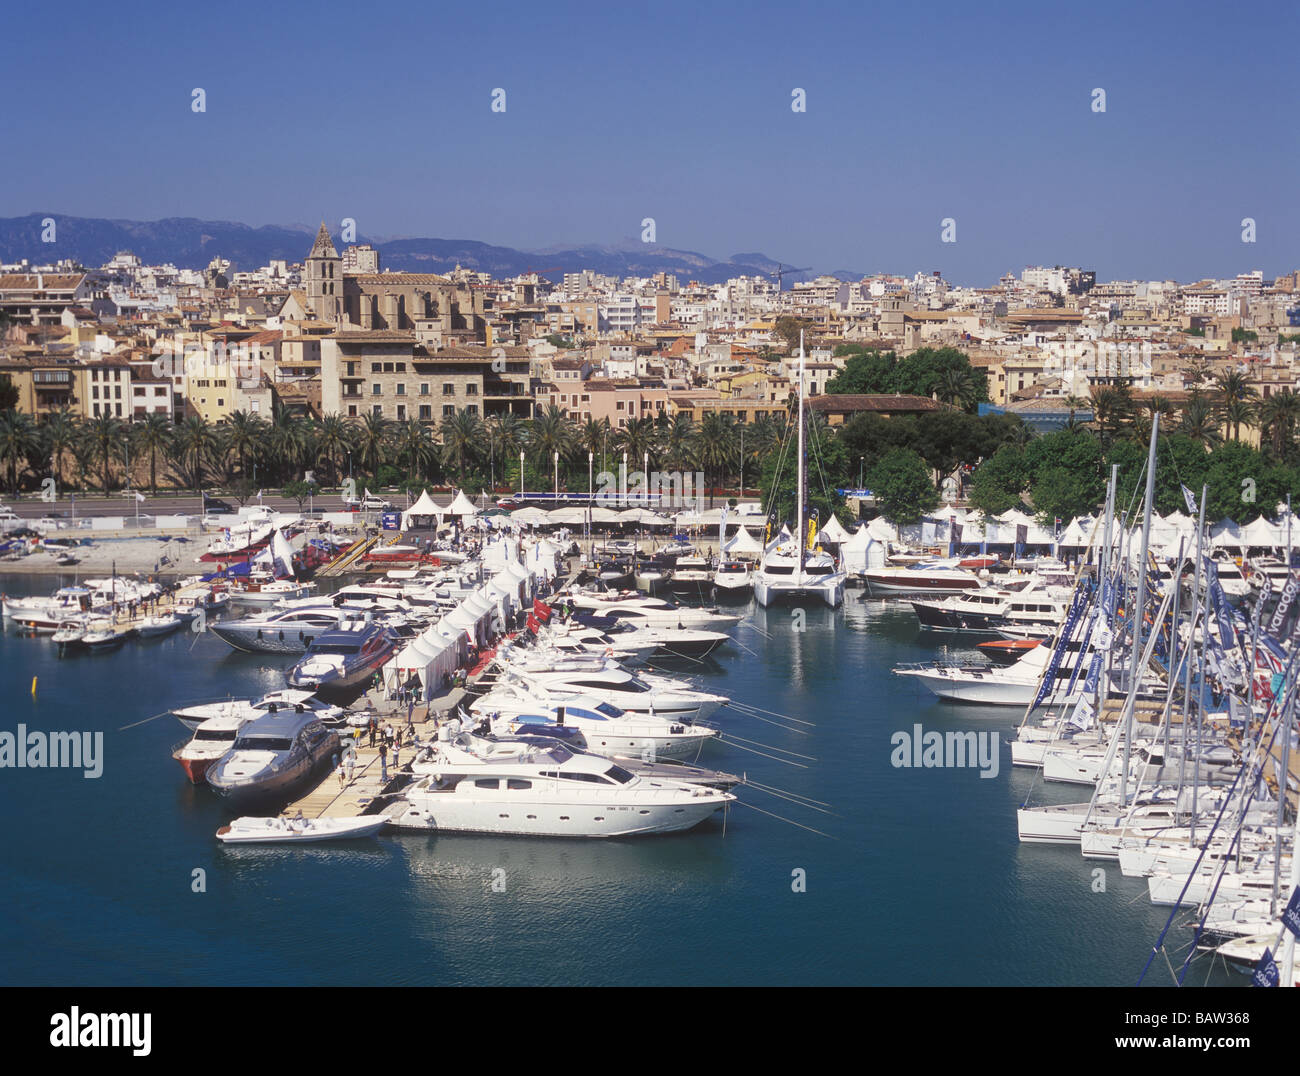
[490, 660, 728, 725]
[561, 589, 740, 630]
[385, 723, 732, 837]
[753, 334, 845, 609]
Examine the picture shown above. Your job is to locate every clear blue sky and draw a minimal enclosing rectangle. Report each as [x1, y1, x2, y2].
[2, 0, 1295, 284]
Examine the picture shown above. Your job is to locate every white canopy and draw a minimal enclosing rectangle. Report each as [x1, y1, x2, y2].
[401, 488, 443, 530]
[722, 527, 764, 557]
[1241, 515, 1284, 548]
[819, 515, 852, 544]
[510, 507, 551, 524]
[446, 489, 478, 517]
[1210, 518, 1246, 548]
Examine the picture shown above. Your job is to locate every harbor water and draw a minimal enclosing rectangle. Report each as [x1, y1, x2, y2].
[0, 574, 1240, 986]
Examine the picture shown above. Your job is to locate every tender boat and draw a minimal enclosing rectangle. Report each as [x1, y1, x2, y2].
[136, 613, 185, 638]
[711, 560, 753, 598]
[173, 714, 247, 784]
[205, 710, 339, 806]
[216, 814, 386, 843]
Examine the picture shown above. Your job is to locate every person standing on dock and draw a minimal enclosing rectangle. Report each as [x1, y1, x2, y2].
[378, 740, 388, 782]
[344, 750, 355, 785]
[368, 716, 377, 748]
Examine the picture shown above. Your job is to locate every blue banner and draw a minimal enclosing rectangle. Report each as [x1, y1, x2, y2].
[1032, 584, 1088, 710]
[1252, 947, 1280, 987]
[1284, 886, 1300, 940]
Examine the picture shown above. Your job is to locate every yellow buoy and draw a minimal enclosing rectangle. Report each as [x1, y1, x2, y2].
[31, 675, 38, 697]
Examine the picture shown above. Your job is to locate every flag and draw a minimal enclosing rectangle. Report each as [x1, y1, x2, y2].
[1181, 484, 1198, 515]
[1252, 947, 1279, 987]
[134, 491, 145, 503]
[533, 598, 552, 623]
[1283, 886, 1300, 940]
[1269, 572, 1300, 637]
[526, 613, 540, 633]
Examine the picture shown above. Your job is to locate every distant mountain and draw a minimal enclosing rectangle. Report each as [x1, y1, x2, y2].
[0, 213, 819, 286]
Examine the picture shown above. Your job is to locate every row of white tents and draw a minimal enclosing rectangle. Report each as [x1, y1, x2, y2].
[379, 534, 564, 696]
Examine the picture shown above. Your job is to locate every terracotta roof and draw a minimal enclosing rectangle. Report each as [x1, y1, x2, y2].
[808, 393, 951, 413]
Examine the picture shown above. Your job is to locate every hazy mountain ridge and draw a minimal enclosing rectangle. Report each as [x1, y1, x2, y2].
[0, 214, 815, 285]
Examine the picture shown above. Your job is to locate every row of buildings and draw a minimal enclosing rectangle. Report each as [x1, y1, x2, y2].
[3, 229, 1299, 440]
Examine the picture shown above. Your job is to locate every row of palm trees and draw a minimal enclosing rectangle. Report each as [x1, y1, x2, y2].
[1074, 372, 1300, 459]
[0, 404, 793, 499]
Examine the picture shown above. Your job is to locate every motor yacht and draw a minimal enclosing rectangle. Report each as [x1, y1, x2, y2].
[287, 621, 400, 692]
[210, 605, 347, 654]
[205, 710, 339, 806]
[386, 726, 732, 837]
[172, 689, 345, 731]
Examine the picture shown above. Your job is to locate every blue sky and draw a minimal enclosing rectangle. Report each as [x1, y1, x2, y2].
[2, 0, 1295, 283]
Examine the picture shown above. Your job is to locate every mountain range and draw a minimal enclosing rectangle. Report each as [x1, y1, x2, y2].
[0, 213, 842, 286]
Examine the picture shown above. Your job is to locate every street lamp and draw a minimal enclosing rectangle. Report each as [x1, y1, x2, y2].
[859, 456, 864, 490]
[519, 449, 524, 498]
[621, 450, 627, 507]
[643, 450, 649, 509]
[553, 450, 559, 499]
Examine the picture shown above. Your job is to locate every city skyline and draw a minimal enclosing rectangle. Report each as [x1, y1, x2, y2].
[3, 0, 1295, 283]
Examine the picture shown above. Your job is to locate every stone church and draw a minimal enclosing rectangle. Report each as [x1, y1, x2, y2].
[301, 223, 486, 347]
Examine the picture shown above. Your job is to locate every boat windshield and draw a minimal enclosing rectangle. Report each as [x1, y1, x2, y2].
[595, 702, 624, 718]
[194, 729, 236, 741]
[604, 764, 634, 784]
[233, 736, 293, 751]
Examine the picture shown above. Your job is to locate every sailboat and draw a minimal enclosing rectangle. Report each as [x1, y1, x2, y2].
[753, 334, 846, 608]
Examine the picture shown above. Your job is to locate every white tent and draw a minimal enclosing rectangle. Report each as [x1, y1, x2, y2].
[722, 527, 764, 557]
[401, 488, 443, 530]
[866, 516, 897, 543]
[1242, 515, 1284, 548]
[1209, 518, 1246, 548]
[547, 507, 588, 525]
[591, 507, 626, 524]
[819, 515, 852, 544]
[618, 508, 671, 525]
[446, 489, 478, 517]
[510, 507, 551, 525]
[841, 524, 885, 575]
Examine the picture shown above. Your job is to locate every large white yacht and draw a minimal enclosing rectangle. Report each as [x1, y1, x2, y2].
[386, 728, 733, 837]
[753, 337, 845, 608]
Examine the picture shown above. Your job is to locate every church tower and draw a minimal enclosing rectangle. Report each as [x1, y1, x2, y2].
[304, 222, 343, 322]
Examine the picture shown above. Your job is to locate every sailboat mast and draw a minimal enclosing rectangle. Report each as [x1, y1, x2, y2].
[797, 331, 806, 581]
[1121, 413, 1160, 806]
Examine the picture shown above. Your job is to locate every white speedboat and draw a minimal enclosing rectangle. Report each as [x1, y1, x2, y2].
[216, 814, 385, 843]
[386, 728, 732, 837]
[229, 578, 316, 606]
[712, 560, 753, 598]
[137, 613, 185, 638]
[172, 689, 345, 731]
[863, 560, 982, 597]
[173, 714, 248, 784]
[561, 590, 740, 630]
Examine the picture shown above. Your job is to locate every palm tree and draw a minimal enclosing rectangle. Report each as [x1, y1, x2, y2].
[1215, 370, 1258, 441]
[40, 408, 80, 493]
[657, 412, 697, 474]
[695, 412, 737, 507]
[439, 410, 482, 482]
[267, 410, 308, 480]
[352, 412, 390, 478]
[614, 416, 657, 474]
[394, 419, 435, 482]
[1179, 396, 1223, 450]
[0, 410, 40, 496]
[1258, 389, 1300, 461]
[86, 413, 125, 494]
[528, 404, 577, 470]
[938, 366, 975, 410]
[486, 412, 529, 491]
[1063, 395, 1087, 431]
[224, 410, 266, 480]
[135, 413, 172, 493]
[171, 415, 217, 491]
[314, 413, 351, 485]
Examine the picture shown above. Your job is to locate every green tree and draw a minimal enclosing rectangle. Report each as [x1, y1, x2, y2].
[0, 410, 39, 495]
[282, 479, 320, 512]
[864, 448, 939, 525]
[135, 413, 173, 493]
[891, 347, 989, 409]
[439, 410, 482, 483]
[1203, 441, 1289, 523]
[1024, 428, 1104, 523]
[695, 412, 736, 506]
[0, 375, 19, 412]
[772, 317, 815, 354]
[40, 408, 80, 493]
[968, 446, 1030, 516]
[825, 349, 897, 394]
[87, 413, 124, 494]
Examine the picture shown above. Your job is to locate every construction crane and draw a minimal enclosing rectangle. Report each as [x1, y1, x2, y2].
[771, 264, 812, 291]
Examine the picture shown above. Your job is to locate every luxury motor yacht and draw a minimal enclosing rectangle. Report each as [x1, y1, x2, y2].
[205, 710, 339, 806]
[560, 590, 740, 630]
[385, 726, 732, 837]
[173, 714, 248, 784]
[491, 661, 728, 723]
[287, 621, 400, 692]
[210, 605, 347, 654]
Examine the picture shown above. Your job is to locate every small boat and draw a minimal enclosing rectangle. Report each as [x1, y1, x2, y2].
[216, 814, 386, 843]
[711, 560, 753, 598]
[82, 620, 128, 650]
[136, 613, 185, 638]
[51, 622, 86, 651]
[173, 714, 247, 784]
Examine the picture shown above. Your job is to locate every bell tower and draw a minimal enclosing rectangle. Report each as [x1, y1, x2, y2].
[304, 222, 342, 322]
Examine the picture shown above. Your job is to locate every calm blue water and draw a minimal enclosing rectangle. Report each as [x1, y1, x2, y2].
[0, 574, 1241, 986]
